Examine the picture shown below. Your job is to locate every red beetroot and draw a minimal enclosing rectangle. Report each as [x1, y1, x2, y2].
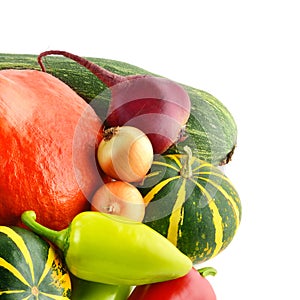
[38, 50, 191, 154]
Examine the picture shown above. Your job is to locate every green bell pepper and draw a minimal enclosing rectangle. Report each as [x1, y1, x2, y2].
[71, 275, 131, 300]
[21, 210, 192, 286]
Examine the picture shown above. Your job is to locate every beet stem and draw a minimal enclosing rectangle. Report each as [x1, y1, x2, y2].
[37, 50, 125, 87]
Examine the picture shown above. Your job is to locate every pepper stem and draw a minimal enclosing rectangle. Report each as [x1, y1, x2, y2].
[180, 146, 193, 178]
[21, 211, 68, 252]
[198, 266, 217, 277]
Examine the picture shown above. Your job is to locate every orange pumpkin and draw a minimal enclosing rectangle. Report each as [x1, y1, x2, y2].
[0, 69, 102, 230]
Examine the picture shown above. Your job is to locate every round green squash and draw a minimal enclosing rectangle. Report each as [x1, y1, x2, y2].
[0, 226, 71, 299]
[137, 147, 242, 264]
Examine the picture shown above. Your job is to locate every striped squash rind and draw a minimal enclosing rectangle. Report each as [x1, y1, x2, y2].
[0, 226, 71, 299]
[0, 53, 237, 165]
[138, 153, 242, 264]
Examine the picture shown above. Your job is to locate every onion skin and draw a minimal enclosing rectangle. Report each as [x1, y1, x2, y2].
[38, 50, 191, 154]
[97, 126, 153, 183]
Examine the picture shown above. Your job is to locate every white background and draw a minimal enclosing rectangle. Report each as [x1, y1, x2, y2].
[2, 0, 300, 299]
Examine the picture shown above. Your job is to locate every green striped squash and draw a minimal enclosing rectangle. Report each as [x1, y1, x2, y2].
[0, 226, 71, 299]
[138, 148, 242, 263]
[0, 53, 237, 165]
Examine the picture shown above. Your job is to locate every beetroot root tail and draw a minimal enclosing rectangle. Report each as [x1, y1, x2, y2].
[37, 50, 125, 87]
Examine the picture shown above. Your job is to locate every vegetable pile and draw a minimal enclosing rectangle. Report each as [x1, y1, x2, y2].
[0, 50, 241, 299]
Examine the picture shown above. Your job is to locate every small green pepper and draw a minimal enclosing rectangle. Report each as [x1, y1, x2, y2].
[71, 275, 131, 300]
[21, 210, 192, 286]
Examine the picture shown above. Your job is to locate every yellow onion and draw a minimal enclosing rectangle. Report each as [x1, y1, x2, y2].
[91, 181, 145, 222]
[97, 126, 153, 182]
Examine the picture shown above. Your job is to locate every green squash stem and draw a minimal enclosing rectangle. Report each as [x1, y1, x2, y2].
[21, 210, 69, 252]
[180, 145, 193, 178]
[198, 266, 217, 277]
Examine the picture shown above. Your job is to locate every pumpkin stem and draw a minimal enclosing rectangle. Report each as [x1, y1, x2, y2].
[180, 146, 193, 178]
[197, 266, 217, 277]
[21, 210, 68, 252]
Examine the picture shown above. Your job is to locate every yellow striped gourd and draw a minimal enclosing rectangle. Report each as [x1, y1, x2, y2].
[138, 147, 242, 263]
[0, 226, 71, 299]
